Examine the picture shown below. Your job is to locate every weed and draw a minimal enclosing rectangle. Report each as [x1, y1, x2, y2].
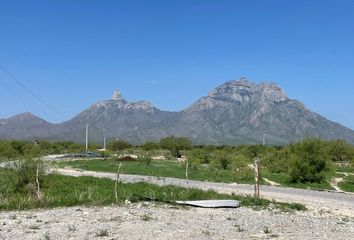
[67, 224, 76, 232]
[108, 216, 122, 222]
[263, 226, 271, 234]
[275, 201, 307, 212]
[44, 231, 50, 240]
[140, 214, 153, 221]
[95, 229, 109, 237]
[29, 225, 40, 230]
[234, 224, 245, 232]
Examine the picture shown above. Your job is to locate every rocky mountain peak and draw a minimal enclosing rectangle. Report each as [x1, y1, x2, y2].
[112, 89, 123, 101]
[90, 90, 157, 114]
[1, 112, 48, 126]
[126, 100, 156, 113]
[207, 78, 256, 102]
[12, 112, 38, 120]
[259, 82, 288, 103]
[206, 78, 288, 103]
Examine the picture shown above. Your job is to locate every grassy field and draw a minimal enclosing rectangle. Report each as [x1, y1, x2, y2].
[335, 165, 354, 173]
[0, 169, 305, 212]
[262, 170, 334, 190]
[56, 158, 338, 190]
[338, 175, 354, 192]
[56, 159, 261, 184]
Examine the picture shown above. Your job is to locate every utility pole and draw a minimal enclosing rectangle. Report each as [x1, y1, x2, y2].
[85, 124, 89, 150]
[262, 134, 265, 146]
[102, 128, 107, 151]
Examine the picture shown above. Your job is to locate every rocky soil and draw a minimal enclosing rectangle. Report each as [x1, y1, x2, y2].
[1, 203, 353, 240]
[1, 165, 354, 239]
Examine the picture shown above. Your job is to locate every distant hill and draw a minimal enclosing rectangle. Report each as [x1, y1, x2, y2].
[0, 112, 54, 140]
[171, 79, 354, 144]
[1, 78, 354, 145]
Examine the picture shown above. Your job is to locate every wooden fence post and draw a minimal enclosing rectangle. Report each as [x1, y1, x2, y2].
[115, 162, 122, 204]
[254, 158, 260, 198]
[36, 163, 42, 200]
[185, 160, 189, 180]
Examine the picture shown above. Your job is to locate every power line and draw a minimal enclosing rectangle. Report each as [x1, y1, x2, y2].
[0, 77, 50, 115]
[0, 64, 66, 118]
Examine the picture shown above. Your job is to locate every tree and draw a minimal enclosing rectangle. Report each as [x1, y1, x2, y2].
[57, 141, 85, 153]
[246, 144, 265, 160]
[138, 151, 153, 166]
[107, 140, 132, 151]
[0, 141, 18, 160]
[142, 141, 160, 151]
[159, 136, 191, 157]
[210, 149, 233, 170]
[288, 138, 332, 183]
[327, 140, 354, 163]
[263, 147, 290, 173]
[10, 140, 33, 156]
[187, 148, 207, 169]
[230, 154, 253, 181]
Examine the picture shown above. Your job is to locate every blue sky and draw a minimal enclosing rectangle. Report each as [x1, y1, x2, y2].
[0, 0, 353, 129]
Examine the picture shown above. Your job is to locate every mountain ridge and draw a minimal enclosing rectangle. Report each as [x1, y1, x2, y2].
[1, 78, 353, 145]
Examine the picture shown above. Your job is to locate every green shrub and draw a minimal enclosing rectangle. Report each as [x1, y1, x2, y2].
[13, 157, 46, 189]
[327, 140, 354, 163]
[160, 136, 191, 157]
[210, 150, 233, 170]
[263, 148, 289, 173]
[288, 138, 332, 183]
[187, 148, 210, 169]
[246, 144, 266, 159]
[230, 155, 253, 181]
[142, 141, 160, 151]
[107, 140, 132, 151]
[0, 141, 18, 160]
[0, 156, 45, 204]
[0, 169, 19, 197]
[138, 151, 153, 166]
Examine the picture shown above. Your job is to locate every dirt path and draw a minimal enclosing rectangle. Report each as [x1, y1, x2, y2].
[330, 177, 344, 192]
[262, 177, 281, 186]
[337, 172, 354, 176]
[51, 168, 354, 217]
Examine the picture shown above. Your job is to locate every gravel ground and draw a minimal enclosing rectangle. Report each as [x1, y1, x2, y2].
[0, 203, 353, 240]
[52, 168, 354, 217]
[1, 166, 354, 239]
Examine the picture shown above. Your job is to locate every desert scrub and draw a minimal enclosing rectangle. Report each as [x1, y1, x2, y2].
[0, 157, 46, 204]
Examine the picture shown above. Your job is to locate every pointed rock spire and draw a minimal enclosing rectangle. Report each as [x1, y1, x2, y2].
[112, 89, 123, 101]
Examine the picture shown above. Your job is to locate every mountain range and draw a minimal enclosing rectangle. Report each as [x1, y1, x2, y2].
[1, 78, 354, 145]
